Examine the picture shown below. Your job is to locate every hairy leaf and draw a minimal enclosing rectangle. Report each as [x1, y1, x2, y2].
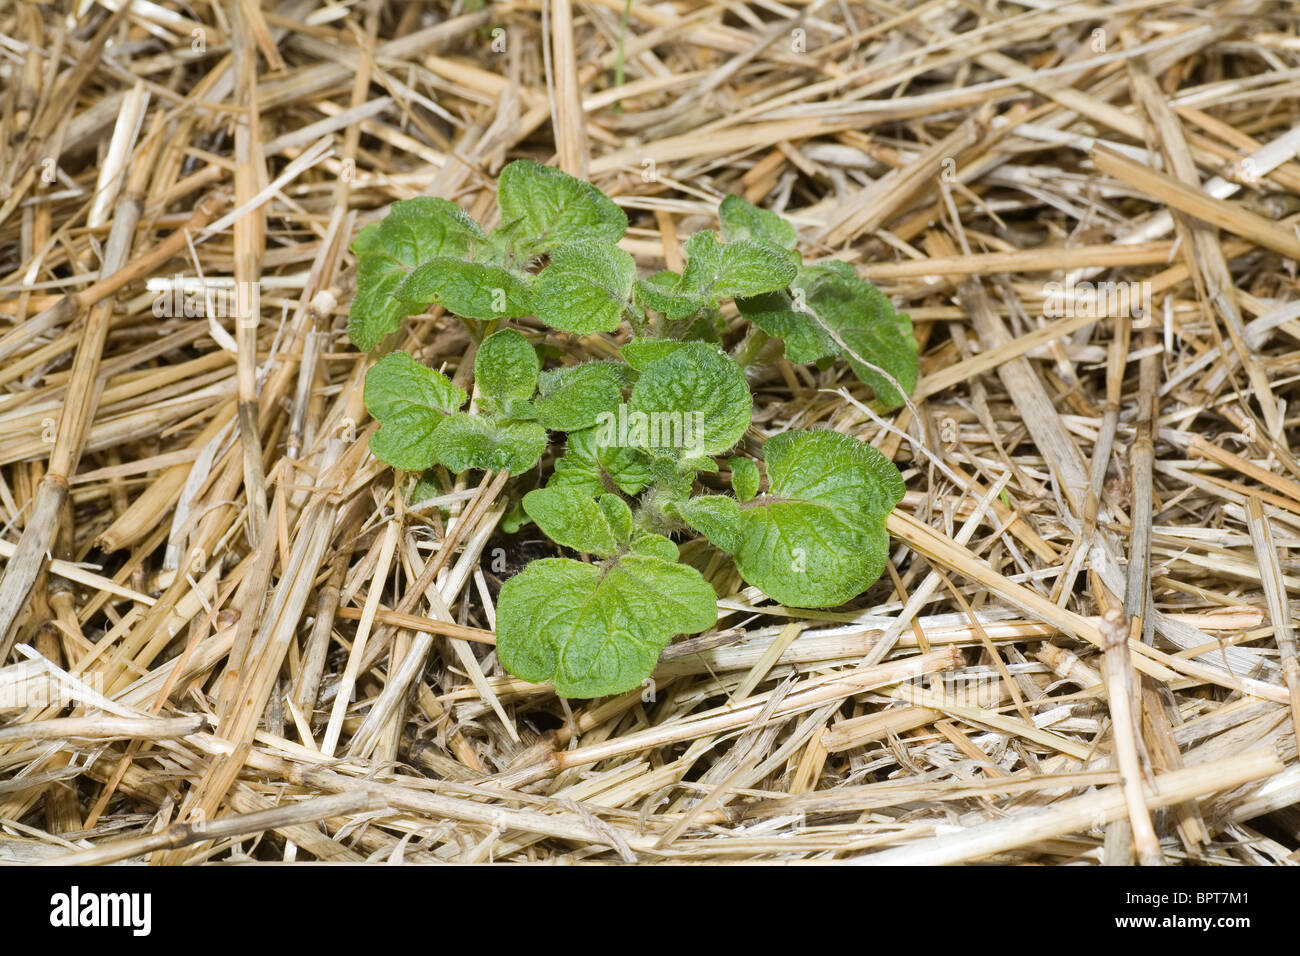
[410, 470, 446, 505]
[495, 553, 716, 697]
[598, 494, 634, 545]
[534, 361, 630, 432]
[734, 278, 837, 366]
[535, 241, 635, 334]
[632, 270, 707, 322]
[629, 532, 679, 562]
[549, 427, 654, 496]
[804, 261, 917, 408]
[363, 352, 467, 470]
[523, 486, 620, 557]
[737, 260, 917, 407]
[678, 232, 798, 306]
[682, 429, 904, 607]
[348, 255, 424, 351]
[718, 195, 799, 262]
[347, 198, 487, 348]
[427, 412, 547, 474]
[729, 456, 760, 502]
[624, 341, 751, 457]
[359, 197, 485, 264]
[475, 329, 539, 417]
[496, 160, 627, 258]
[620, 337, 686, 370]
[396, 258, 534, 321]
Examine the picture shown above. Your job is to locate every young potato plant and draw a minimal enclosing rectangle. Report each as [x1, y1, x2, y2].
[349, 160, 918, 698]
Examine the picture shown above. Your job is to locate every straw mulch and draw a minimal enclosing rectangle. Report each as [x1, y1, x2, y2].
[2, 0, 1300, 866]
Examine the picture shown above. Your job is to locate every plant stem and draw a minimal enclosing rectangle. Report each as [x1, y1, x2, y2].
[626, 305, 647, 338]
[613, 0, 633, 112]
[731, 327, 771, 369]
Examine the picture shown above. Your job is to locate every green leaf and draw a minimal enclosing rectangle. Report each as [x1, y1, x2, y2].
[834, 323, 919, 412]
[684, 309, 728, 344]
[363, 352, 467, 470]
[734, 267, 839, 365]
[620, 337, 686, 370]
[535, 241, 635, 334]
[350, 223, 383, 256]
[718, 195, 799, 263]
[633, 270, 707, 321]
[523, 486, 619, 557]
[549, 427, 654, 496]
[677, 495, 742, 553]
[598, 494, 634, 545]
[729, 456, 760, 502]
[629, 532, 678, 562]
[501, 496, 531, 534]
[347, 198, 487, 349]
[496, 160, 627, 258]
[738, 260, 918, 407]
[396, 258, 535, 321]
[534, 362, 631, 432]
[679, 232, 798, 305]
[682, 429, 905, 608]
[348, 255, 424, 351]
[475, 329, 539, 416]
[681, 455, 719, 475]
[363, 197, 485, 264]
[495, 552, 717, 697]
[427, 412, 547, 474]
[803, 262, 917, 408]
[623, 342, 751, 457]
[410, 470, 445, 505]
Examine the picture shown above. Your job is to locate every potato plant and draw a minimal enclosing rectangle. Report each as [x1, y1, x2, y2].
[349, 161, 918, 697]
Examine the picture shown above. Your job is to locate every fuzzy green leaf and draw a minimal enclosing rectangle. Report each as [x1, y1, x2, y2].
[523, 486, 619, 557]
[682, 455, 719, 475]
[496, 160, 627, 258]
[347, 198, 487, 349]
[629, 532, 679, 562]
[632, 270, 707, 321]
[427, 412, 547, 474]
[734, 287, 833, 365]
[803, 261, 917, 408]
[738, 260, 917, 407]
[677, 495, 742, 553]
[598, 494, 634, 545]
[534, 362, 631, 432]
[623, 342, 751, 457]
[348, 255, 423, 352]
[363, 352, 467, 470]
[682, 429, 904, 607]
[548, 427, 654, 496]
[396, 258, 534, 322]
[535, 241, 635, 334]
[410, 470, 446, 505]
[501, 496, 531, 535]
[679, 232, 798, 305]
[729, 456, 760, 502]
[495, 552, 717, 698]
[620, 338, 686, 370]
[356, 197, 485, 264]
[474, 329, 539, 417]
[718, 195, 799, 262]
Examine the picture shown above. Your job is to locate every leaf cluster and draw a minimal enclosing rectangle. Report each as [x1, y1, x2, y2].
[348, 161, 916, 697]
